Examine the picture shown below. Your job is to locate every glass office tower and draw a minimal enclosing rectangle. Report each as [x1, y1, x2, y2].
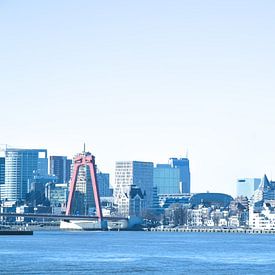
[169, 158, 190, 193]
[153, 164, 180, 194]
[114, 161, 154, 210]
[50, 156, 68, 183]
[236, 178, 261, 198]
[2, 148, 47, 202]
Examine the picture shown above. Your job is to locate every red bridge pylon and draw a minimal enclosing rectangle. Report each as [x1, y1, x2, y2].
[65, 152, 103, 221]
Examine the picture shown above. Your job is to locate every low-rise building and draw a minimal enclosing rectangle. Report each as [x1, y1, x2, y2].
[249, 201, 275, 230]
[116, 185, 145, 218]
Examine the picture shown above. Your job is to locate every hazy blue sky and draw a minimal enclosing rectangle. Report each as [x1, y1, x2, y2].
[0, 1, 274, 195]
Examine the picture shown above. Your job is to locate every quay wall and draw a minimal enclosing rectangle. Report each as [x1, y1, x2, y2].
[150, 227, 275, 234]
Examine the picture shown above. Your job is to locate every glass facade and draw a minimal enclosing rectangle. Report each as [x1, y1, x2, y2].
[169, 158, 190, 193]
[236, 178, 261, 198]
[153, 164, 180, 194]
[97, 172, 112, 197]
[114, 161, 154, 215]
[45, 182, 68, 207]
[0, 157, 5, 200]
[2, 148, 47, 201]
[50, 156, 70, 183]
[37, 156, 48, 177]
[132, 161, 154, 207]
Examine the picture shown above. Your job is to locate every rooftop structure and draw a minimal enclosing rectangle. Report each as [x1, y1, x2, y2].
[190, 193, 233, 208]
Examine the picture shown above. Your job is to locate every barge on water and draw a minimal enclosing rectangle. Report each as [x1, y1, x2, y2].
[0, 230, 33, 235]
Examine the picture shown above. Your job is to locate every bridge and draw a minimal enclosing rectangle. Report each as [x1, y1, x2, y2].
[0, 150, 128, 229]
[0, 213, 127, 221]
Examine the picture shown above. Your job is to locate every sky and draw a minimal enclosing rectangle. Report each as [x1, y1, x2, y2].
[0, 1, 275, 196]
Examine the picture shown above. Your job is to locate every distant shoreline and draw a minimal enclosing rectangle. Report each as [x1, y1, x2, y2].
[2, 225, 275, 234]
[150, 227, 275, 234]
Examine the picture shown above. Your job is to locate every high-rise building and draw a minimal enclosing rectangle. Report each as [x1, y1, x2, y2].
[0, 157, 5, 200]
[169, 158, 190, 193]
[50, 156, 67, 183]
[97, 171, 112, 197]
[37, 151, 48, 176]
[65, 159, 72, 182]
[0, 157, 5, 184]
[1, 148, 47, 202]
[50, 156, 72, 183]
[114, 161, 153, 217]
[154, 164, 181, 194]
[236, 178, 261, 198]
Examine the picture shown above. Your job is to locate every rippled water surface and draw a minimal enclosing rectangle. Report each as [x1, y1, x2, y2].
[0, 231, 274, 274]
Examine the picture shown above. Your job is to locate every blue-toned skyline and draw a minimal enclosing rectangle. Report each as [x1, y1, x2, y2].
[0, 1, 275, 196]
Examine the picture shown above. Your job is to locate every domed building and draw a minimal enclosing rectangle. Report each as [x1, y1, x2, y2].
[189, 193, 233, 208]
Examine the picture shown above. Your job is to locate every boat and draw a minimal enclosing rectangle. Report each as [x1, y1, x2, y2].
[0, 230, 33, 235]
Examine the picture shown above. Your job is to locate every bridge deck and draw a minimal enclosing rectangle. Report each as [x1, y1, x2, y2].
[0, 213, 127, 221]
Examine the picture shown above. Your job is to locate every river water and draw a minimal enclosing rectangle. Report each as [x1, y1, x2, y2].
[0, 231, 274, 274]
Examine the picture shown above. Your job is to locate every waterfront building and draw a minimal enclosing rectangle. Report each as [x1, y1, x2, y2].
[153, 164, 181, 194]
[249, 201, 275, 230]
[234, 196, 249, 209]
[1, 148, 47, 202]
[0, 201, 16, 222]
[15, 205, 34, 222]
[164, 204, 188, 226]
[116, 185, 145, 217]
[229, 196, 249, 227]
[169, 157, 190, 193]
[236, 178, 261, 198]
[210, 209, 227, 226]
[188, 207, 203, 226]
[252, 175, 275, 203]
[128, 185, 146, 216]
[50, 156, 72, 183]
[249, 175, 275, 228]
[228, 215, 240, 228]
[114, 161, 153, 217]
[129, 186, 145, 216]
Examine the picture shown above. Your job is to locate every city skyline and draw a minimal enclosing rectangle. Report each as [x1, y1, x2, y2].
[1, 143, 274, 197]
[1, 1, 275, 196]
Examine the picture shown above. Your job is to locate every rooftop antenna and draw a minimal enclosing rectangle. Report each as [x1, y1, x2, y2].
[186, 148, 189, 158]
[83, 142, 86, 153]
